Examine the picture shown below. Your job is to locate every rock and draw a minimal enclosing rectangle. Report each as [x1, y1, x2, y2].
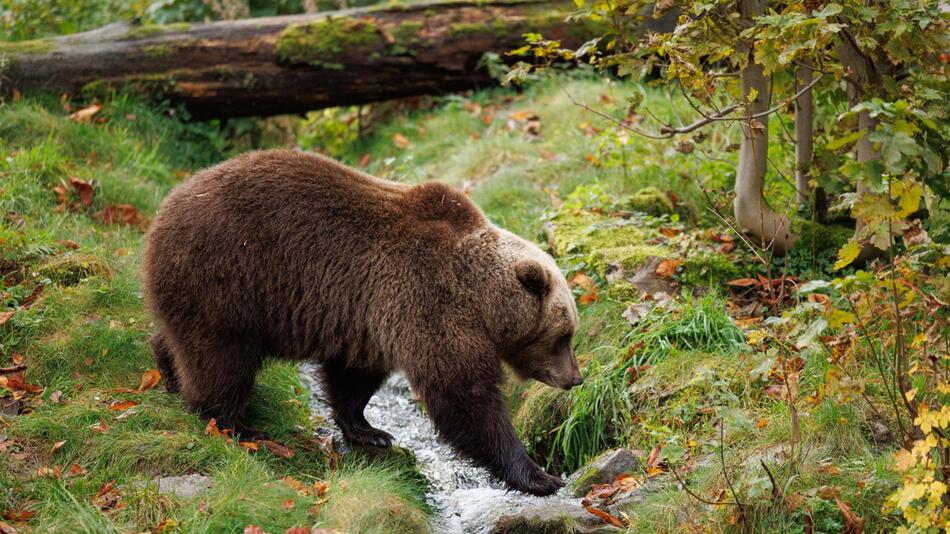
[492, 502, 622, 534]
[571, 449, 642, 497]
[157, 474, 213, 499]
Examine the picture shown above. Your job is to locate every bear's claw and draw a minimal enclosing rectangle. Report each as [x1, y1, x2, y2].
[341, 424, 394, 448]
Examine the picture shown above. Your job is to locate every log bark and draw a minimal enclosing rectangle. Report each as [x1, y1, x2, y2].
[732, 0, 797, 256]
[0, 0, 603, 119]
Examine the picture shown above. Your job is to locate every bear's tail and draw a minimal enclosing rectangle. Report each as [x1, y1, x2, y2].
[150, 330, 180, 393]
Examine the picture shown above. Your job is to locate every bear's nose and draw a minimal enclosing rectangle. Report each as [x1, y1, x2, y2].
[570, 373, 583, 387]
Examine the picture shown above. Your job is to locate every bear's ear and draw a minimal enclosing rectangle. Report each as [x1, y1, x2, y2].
[514, 260, 549, 298]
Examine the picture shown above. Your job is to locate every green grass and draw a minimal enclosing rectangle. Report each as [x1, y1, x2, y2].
[0, 93, 430, 533]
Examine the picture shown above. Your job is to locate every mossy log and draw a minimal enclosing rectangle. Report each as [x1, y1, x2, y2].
[0, 0, 634, 119]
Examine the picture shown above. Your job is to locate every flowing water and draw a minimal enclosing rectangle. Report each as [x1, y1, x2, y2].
[299, 365, 584, 533]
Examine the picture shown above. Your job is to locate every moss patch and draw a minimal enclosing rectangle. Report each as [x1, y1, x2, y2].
[624, 186, 675, 216]
[125, 22, 191, 40]
[37, 254, 110, 286]
[677, 251, 742, 288]
[551, 212, 668, 275]
[513, 382, 570, 469]
[276, 16, 381, 66]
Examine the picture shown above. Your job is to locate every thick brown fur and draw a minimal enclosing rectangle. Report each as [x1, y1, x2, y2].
[143, 149, 581, 496]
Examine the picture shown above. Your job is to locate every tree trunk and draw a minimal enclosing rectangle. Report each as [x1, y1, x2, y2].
[794, 63, 813, 207]
[732, 0, 797, 256]
[836, 30, 888, 260]
[0, 0, 606, 119]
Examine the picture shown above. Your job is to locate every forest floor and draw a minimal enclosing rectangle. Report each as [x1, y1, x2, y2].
[0, 75, 912, 533]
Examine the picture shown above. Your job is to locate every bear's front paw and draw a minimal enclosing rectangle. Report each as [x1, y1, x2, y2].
[508, 468, 564, 497]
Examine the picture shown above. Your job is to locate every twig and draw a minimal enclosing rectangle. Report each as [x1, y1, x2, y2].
[670, 466, 740, 506]
[720, 419, 745, 508]
[0, 364, 26, 375]
[760, 459, 783, 502]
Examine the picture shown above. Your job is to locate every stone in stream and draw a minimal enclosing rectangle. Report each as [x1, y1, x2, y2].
[570, 448, 642, 497]
[491, 502, 622, 534]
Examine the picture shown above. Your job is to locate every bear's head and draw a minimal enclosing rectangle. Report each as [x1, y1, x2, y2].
[493, 231, 582, 391]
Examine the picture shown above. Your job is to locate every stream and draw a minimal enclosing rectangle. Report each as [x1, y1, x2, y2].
[299, 364, 584, 533]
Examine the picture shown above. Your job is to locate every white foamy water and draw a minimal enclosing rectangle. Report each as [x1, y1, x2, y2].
[299, 364, 582, 533]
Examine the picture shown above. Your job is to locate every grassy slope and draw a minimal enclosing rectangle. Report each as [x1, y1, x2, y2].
[0, 95, 428, 533]
[0, 74, 900, 533]
[321, 76, 899, 532]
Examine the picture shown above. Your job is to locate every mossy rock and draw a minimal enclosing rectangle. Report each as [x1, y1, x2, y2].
[36, 254, 110, 285]
[550, 213, 668, 276]
[677, 251, 742, 288]
[513, 382, 570, 470]
[622, 186, 674, 217]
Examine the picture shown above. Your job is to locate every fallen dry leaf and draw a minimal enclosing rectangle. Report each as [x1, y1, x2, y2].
[205, 418, 224, 437]
[816, 485, 841, 500]
[835, 497, 864, 533]
[358, 153, 371, 167]
[50, 440, 66, 454]
[68, 104, 102, 123]
[97, 204, 140, 226]
[239, 441, 260, 452]
[727, 278, 759, 288]
[20, 285, 43, 310]
[1, 509, 35, 522]
[10, 353, 23, 366]
[0, 376, 42, 394]
[59, 240, 80, 250]
[37, 466, 61, 479]
[0, 311, 15, 327]
[91, 418, 109, 433]
[583, 505, 625, 528]
[136, 369, 161, 393]
[69, 177, 95, 208]
[284, 528, 311, 534]
[282, 499, 295, 510]
[312, 480, 330, 497]
[67, 463, 88, 477]
[0, 520, 18, 534]
[243, 526, 265, 534]
[262, 440, 295, 459]
[391, 133, 411, 149]
[108, 400, 138, 412]
[655, 258, 683, 278]
[92, 480, 124, 512]
[658, 227, 681, 238]
[509, 110, 536, 121]
[755, 418, 769, 429]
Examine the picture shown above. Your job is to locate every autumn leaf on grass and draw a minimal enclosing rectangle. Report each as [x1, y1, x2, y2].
[654, 258, 683, 278]
[69, 177, 95, 208]
[136, 369, 161, 393]
[835, 497, 864, 533]
[239, 441, 260, 452]
[93, 480, 124, 512]
[67, 463, 88, 477]
[0, 311, 15, 327]
[244, 525, 265, 534]
[108, 400, 138, 412]
[0, 520, 18, 534]
[391, 133, 411, 149]
[204, 418, 230, 438]
[262, 440, 295, 459]
[569, 272, 599, 305]
[583, 505, 625, 528]
[50, 440, 66, 454]
[97, 204, 141, 226]
[69, 104, 102, 123]
[1, 509, 35, 522]
[0, 376, 43, 394]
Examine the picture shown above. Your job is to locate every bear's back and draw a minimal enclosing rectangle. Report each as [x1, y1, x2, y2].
[144, 149, 490, 363]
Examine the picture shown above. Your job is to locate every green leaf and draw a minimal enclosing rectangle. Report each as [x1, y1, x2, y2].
[814, 3, 843, 18]
[833, 240, 861, 270]
[826, 130, 865, 150]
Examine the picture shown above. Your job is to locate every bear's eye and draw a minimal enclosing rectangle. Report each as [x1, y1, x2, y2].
[554, 334, 572, 352]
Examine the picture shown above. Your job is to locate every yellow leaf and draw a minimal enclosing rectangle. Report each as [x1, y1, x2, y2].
[894, 449, 915, 471]
[833, 240, 861, 270]
[905, 388, 918, 402]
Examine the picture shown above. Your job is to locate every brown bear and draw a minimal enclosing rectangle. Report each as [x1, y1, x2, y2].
[143, 149, 582, 496]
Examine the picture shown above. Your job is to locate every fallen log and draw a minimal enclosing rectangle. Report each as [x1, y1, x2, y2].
[0, 0, 613, 119]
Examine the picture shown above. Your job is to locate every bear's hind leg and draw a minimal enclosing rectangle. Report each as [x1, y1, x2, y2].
[320, 358, 393, 448]
[151, 330, 180, 393]
[174, 336, 268, 441]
